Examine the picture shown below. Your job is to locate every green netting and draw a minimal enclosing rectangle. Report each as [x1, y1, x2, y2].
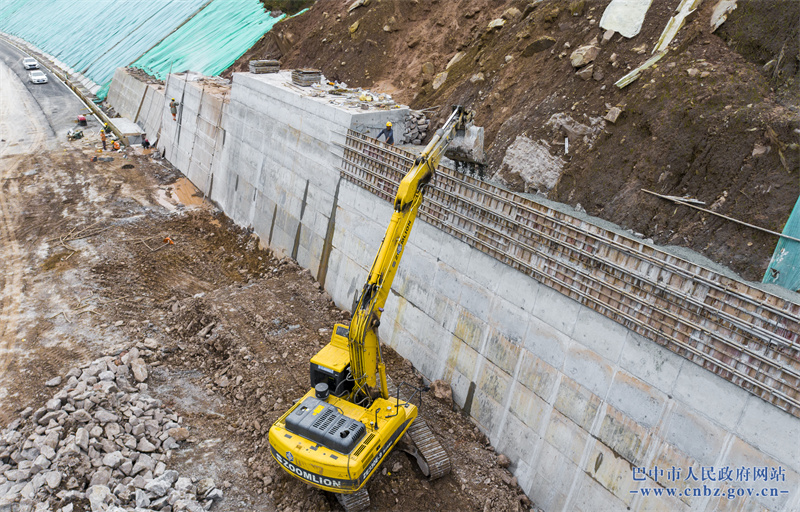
[763, 196, 800, 293]
[133, 0, 285, 81]
[0, 0, 208, 97]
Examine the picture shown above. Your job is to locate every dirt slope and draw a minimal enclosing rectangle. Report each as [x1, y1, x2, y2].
[229, 0, 799, 282]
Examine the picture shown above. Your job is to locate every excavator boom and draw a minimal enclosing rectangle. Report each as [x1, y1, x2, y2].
[349, 105, 478, 402]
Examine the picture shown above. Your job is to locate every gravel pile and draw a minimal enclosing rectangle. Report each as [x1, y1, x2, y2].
[402, 111, 430, 145]
[0, 349, 223, 512]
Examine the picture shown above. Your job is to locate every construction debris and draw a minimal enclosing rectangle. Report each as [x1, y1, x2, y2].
[599, 0, 655, 38]
[0, 353, 223, 511]
[710, 0, 738, 32]
[653, 0, 704, 54]
[281, 72, 401, 112]
[614, 50, 667, 88]
[642, 189, 800, 243]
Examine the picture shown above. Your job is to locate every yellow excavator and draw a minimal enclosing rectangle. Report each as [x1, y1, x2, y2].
[268, 106, 483, 511]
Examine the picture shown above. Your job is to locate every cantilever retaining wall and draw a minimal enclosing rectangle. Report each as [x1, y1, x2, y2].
[107, 70, 800, 512]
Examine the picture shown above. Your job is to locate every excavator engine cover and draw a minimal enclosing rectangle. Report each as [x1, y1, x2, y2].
[285, 397, 367, 454]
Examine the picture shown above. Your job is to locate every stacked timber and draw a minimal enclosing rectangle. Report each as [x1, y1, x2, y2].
[291, 69, 322, 87]
[249, 60, 280, 74]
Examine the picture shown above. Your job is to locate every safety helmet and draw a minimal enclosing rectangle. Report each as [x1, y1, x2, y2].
[172, 98, 175, 100]
[386, 122, 392, 127]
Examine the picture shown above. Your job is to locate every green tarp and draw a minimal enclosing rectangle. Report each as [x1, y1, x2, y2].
[0, 0, 208, 96]
[133, 0, 285, 81]
[0, 0, 290, 100]
[764, 196, 800, 293]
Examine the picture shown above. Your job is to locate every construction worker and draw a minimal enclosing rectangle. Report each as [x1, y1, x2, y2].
[100, 130, 106, 150]
[377, 121, 394, 145]
[112, 140, 120, 151]
[169, 98, 179, 121]
[103, 123, 112, 134]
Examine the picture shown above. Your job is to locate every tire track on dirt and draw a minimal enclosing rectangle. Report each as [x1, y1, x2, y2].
[0, 58, 47, 393]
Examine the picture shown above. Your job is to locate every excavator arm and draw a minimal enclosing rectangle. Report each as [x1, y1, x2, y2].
[348, 106, 475, 403]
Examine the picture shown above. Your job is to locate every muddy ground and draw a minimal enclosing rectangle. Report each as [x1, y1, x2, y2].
[0, 141, 529, 511]
[229, 0, 799, 282]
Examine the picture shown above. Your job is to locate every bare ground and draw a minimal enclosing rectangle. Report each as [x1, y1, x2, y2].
[0, 141, 529, 511]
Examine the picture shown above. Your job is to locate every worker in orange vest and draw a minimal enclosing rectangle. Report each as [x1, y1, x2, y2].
[170, 98, 179, 121]
[100, 130, 107, 150]
[112, 140, 120, 151]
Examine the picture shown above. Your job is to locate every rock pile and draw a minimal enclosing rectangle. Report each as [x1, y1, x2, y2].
[402, 111, 430, 145]
[0, 349, 223, 512]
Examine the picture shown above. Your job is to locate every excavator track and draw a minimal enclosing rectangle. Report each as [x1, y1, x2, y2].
[335, 487, 370, 512]
[406, 417, 451, 480]
[385, 376, 451, 480]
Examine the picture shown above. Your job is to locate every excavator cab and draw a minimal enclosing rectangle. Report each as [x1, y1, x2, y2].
[309, 324, 353, 397]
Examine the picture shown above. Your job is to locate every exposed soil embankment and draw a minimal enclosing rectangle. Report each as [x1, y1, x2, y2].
[229, 0, 799, 282]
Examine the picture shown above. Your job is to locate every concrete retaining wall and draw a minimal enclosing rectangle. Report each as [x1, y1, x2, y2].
[334, 182, 800, 511]
[210, 71, 408, 280]
[160, 74, 227, 194]
[107, 68, 165, 147]
[106, 68, 147, 121]
[106, 69, 800, 512]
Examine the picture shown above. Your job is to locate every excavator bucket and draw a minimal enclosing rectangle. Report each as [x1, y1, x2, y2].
[443, 123, 485, 165]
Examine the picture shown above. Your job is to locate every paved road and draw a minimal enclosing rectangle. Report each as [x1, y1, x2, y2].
[0, 37, 98, 151]
[0, 37, 99, 383]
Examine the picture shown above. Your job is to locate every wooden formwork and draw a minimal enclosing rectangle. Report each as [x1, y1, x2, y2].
[338, 131, 800, 418]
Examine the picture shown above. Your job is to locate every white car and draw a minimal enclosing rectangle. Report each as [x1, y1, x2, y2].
[28, 70, 48, 84]
[22, 57, 38, 70]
